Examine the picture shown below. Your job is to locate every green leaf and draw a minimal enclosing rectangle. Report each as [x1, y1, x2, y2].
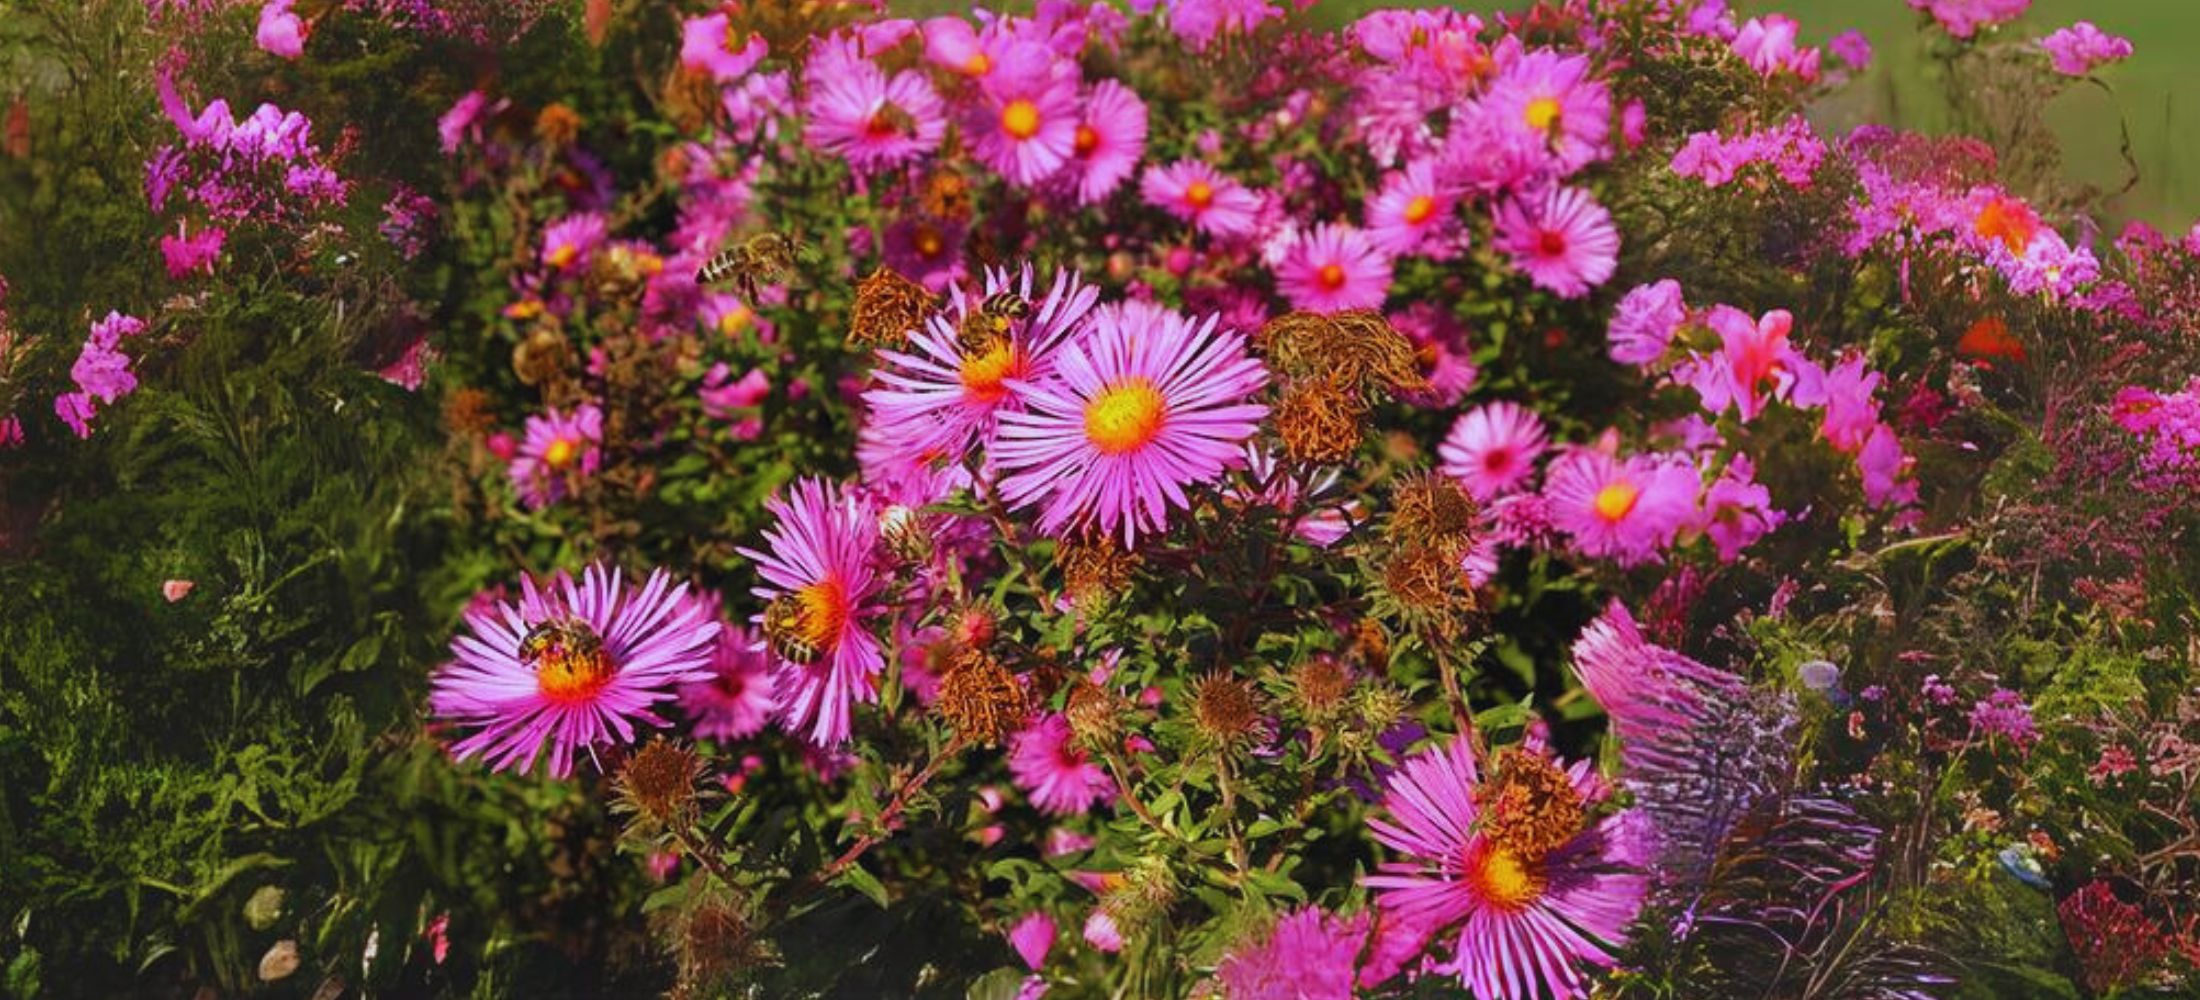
[966, 967, 1029, 1000]
[835, 864, 891, 909]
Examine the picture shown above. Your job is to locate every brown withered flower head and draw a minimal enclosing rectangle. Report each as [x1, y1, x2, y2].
[1190, 671, 1264, 749]
[534, 102, 584, 147]
[1261, 309, 1427, 395]
[659, 896, 767, 1000]
[1388, 470, 1480, 553]
[850, 266, 937, 348]
[1273, 376, 1368, 465]
[1063, 678, 1127, 752]
[512, 323, 573, 388]
[1474, 748, 1587, 861]
[1375, 543, 1481, 635]
[1289, 655, 1354, 724]
[614, 737, 703, 829]
[935, 647, 1029, 747]
[1056, 531, 1140, 605]
[920, 167, 975, 221]
[441, 386, 497, 437]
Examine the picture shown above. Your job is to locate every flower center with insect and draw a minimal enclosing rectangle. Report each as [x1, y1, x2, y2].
[543, 437, 581, 470]
[1001, 99, 1042, 140]
[718, 305, 754, 337]
[531, 627, 615, 703]
[1185, 180, 1214, 210]
[1084, 379, 1167, 455]
[1474, 750, 1586, 860]
[1523, 96, 1562, 135]
[1317, 263, 1348, 291]
[1403, 194, 1438, 226]
[793, 579, 850, 652]
[1074, 124, 1101, 157]
[1592, 480, 1640, 523]
[1465, 841, 1547, 913]
[865, 110, 904, 139]
[959, 340, 1022, 404]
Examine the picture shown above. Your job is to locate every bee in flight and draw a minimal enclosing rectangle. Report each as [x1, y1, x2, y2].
[698, 232, 804, 304]
[518, 617, 608, 670]
[956, 290, 1031, 354]
[761, 595, 822, 665]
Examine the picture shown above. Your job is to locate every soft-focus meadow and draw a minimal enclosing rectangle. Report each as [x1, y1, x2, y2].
[3, 1, 2200, 998]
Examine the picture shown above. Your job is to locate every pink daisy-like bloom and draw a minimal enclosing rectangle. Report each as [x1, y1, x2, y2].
[161, 225, 226, 278]
[923, 16, 1000, 79]
[256, 0, 305, 59]
[1543, 448, 1699, 566]
[1007, 911, 1056, 971]
[1214, 907, 1368, 1000]
[2039, 21, 2133, 77]
[968, 43, 1080, 187]
[429, 563, 720, 778]
[736, 478, 886, 747]
[882, 215, 968, 293]
[1607, 279, 1685, 366]
[1696, 455, 1784, 562]
[1365, 736, 1650, 1000]
[865, 263, 1101, 468]
[1365, 158, 1460, 258]
[993, 301, 1269, 548]
[1907, 0, 2029, 40]
[508, 403, 602, 510]
[1140, 159, 1262, 240]
[1570, 600, 1745, 744]
[1007, 713, 1113, 815]
[1274, 223, 1394, 313]
[540, 211, 608, 274]
[1790, 352, 1882, 453]
[677, 601, 778, 742]
[1439, 401, 1549, 501]
[1478, 48, 1611, 174]
[1684, 305, 1801, 422]
[1494, 186, 1619, 299]
[1067, 78, 1148, 206]
[680, 12, 768, 83]
[802, 35, 946, 174]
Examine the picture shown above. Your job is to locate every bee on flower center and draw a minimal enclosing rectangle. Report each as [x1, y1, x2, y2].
[520, 617, 615, 700]
[957, 290, 1032, 354]
[698, 232, 804, 304]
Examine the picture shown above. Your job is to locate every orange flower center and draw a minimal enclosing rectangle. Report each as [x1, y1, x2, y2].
[1592, 481, 1640, 523]
[1466, 841, 1546, 913]
[792, 579, 850, 651]
[913, 225, 945, 259]
[962, 52, 992, 77]
[1000, 99, 1041, 140]
[959, 340, 1021, 404]
[1524, 96, 1563, 135]
[1083, 379, 1167, 455]
[1074, 123, 1101, 157]
[547, 244, 578, 269]
[1974, 197, 2039, 255]
[1317, 263, 1348, 291]
[718, 305, 754, 336]
[1403, 194, 1438, 226]
[543, 437, 580, 470]
[532, 633, 615, 703]
[1185, 179, 1214, 210]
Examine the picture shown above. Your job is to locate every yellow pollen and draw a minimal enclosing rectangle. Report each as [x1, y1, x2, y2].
[1083, 380, 1167, 455]
[1524, 96, 1562, 134]
[1592, 481, 1640, 523]
[1403, 194, 1437, 225]
[1001, 99, 1041, 140]
[547, 243, 578, 269]
[1074, 123, 1101, 157]
[1185, 179, 1214, 209]
[792, 579, 850, 651]
[543, 437, 580, 470]
[959, 341, 1020, 404]
[1317, 263, 1348, 290]
[1469, 844, 1546, 913]
[718, 305, 754, 336]
[535, 645, 614, 703]
[963, 52, 992, 76]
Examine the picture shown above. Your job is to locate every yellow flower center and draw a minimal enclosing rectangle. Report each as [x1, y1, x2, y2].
[543, 437, 580, 470]
[547, 244, 578, 269]
[1524, 96, 1562, 135]
[1001, 99, 1041, 140]
[1467, 843, 1546, 913]
[1317, 263, 1348, 291]
[1592, 481, 1640, 523]
[1403, 194, 1437, 225]
[962, 52, 992, 77]
[913, 225, 945, 259]
[1185, 179, 1214, 209]
[533, 636, 615, 703]
[722, 28, 750, 55]
[718, 305, 754, 337]
[1074, 123, 1101, 157]
[1083, 380, 1167, 455]
[959, 340, 1021, 404]
[793, 579, 850, 651]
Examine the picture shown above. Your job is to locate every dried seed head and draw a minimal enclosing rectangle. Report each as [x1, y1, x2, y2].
[615, 738, 703, 828]
[1353, 684, 1410, 736]
[1389, 470, 1480, 552]
[1351, 618, 1391, 673]
[662, 898, 765, 997]
[534, 102, 584, 147]
[850, 266, 937, 348]
[935, 647, 1029, 747]
[1273, 377, 1367, 466]
[1057, 532, 1140, 605]
[920, 169, 975, 221]
[1474, 749, 1587, 861]
[1191, 671, 1262, 748]
[1063, 678, 1126, 751]
[442, 386, 496, 436]
[1260, 309, 1426, 394]
[1290, 656, 1353, 723]
[1102, 854, 1178, 929]
[1382, 544, 1472, 615]
[512, 324, 572, 387]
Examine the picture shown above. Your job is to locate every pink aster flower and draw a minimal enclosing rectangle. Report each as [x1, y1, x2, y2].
[1696, 455, 1783, 562]
[1732, 15, 1814, 78]
[256, 0, 306, 59]
[54, 311, 147, 439]
[1365, 737, 1649, 1000]
[677, 601, 778, 742]
[1908, 0, 2029, 39]
[1141, 159, 1262, 240]
[1066, 78, 1147, 206]
[866, 263, 1100, 468]
[680, 12, 768, 83]
[1791, 352, 1882, 453]
[968, 43, 1080, 187]
[1439, 401, 1549, 501]
[540, 211, 608, 274]
[1478, 48, 1611, 174]
[1008, 911, 1056, 971]
[1167, 0, 1284, 51]
[1274, 223, 1394, 313]
[1570, 600, 1745, 744]
[160, 225, 225, 278]
[1682, 305, 1802, 421]
[802, 35, 946, 173]
[2039, 22, 2132, 76]
[1608, 279, 1685, 365]
[993, 301, 1269, 547]
[1494, 186, 1619, 299]
[1008, 713, 1112, 815]
[429, 563, 719, 778]
[923, 17, 1000, 79]
[1543, 448, 1699, 566]
[736, 478, 886, 747]
[1857, 423, 1917, 509]
[1365, 158, 1460, 258]
[509, 403, 602, 510]
[1214, 907, 1368, 1000]
[883, 216, 967, 293]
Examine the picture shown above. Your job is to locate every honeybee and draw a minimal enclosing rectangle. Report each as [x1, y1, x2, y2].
[761, 595, 822, 665]
[955, 291, 1031, 353]
[698, 232, 804, 303]
[519, 617, 606, 668]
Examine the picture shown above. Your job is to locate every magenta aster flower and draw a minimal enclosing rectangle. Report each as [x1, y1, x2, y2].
[1366, 736, 1650, 1000]
[677, 598, 778, 742]
[1214, 907, 1368, 1000]
[1607, 279, 1685, 365]
[1365, 158, 1460, 258]
[429, 563, 719, 778]
[882, 215, 967, 293]
[680, 12, 768, 83]
[1007, 713, 1112, 815]
[1140, 159, 1261, 240]
[1695, 455, 1783, 562]
[256, 0, 305, 59]
[1274, 223, 1394, 313]
[802, 35, 946, 174]
[736, 478, 885, 747]
[923, 16, 1000, 79]
[160, 225, 226, 278]
[1066, 78, 1147, 206]
[1683, 305, 1801, 422]
[1570, 600, 1744, 744]
[1439, 401, 1549, 501]
[1494, 186, 1619, 299]
[968, 43, 1080, 186]
[2039, 21, 2132, 76]
[509, 403, 602, 510]
[993, 301, 1268, 547]
[1907, 0, 2029, 39]
[540, 211, 608, 274]
[54, 311, 148, 439]
[865, 263, 1100, 468]
[1479, 48, 1610, 174]
[1007, 911, 1056, 971]
[1791, 352, 1882, 453]
[1543, 448, 1699, 566]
